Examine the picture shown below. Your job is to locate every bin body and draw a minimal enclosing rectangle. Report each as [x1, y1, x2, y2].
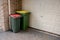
[10, 14, 21, 33]
[20, 14, 30, 30]
[16, 11, 30, 30]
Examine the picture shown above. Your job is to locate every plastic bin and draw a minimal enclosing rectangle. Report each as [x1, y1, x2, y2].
[16, 11, 30, 30]
[10, 14, 21, 33]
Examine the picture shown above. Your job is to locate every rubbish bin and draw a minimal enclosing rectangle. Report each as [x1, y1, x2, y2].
[10, 14, 21, 33]
[16, 11, 30, 30]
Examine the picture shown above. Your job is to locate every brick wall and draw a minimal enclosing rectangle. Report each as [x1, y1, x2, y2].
[10, 0, 22, 14]
[1, 0, 9, 31]
[0, 0, 5, 30]
[0, 0, 22, 31]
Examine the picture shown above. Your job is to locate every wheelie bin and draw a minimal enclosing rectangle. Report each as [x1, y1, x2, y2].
[16, 11, 30, 30]
[10, 14, 21, 33]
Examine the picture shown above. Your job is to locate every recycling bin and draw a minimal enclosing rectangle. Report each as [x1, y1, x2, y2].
[10, 14, 21, 33]
[16, 11, 30, 30]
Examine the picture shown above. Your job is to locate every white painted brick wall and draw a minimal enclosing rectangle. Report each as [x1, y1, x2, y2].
[23, 0, 60, 35]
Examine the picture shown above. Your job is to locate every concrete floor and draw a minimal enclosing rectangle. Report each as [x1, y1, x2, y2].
[0, 28, 60, 40]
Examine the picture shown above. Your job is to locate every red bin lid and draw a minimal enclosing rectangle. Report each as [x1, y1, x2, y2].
[10, 14, 21, 18]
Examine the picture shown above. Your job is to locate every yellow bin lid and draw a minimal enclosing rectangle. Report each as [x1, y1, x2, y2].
[16, 11, 29, 14]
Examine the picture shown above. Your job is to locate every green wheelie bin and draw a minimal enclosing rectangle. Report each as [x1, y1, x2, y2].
[16, 11, 30, 30]
[10, 14, 21, 33]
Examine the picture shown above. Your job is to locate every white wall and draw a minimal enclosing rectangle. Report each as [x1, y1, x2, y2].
[22, 0, 60, 35]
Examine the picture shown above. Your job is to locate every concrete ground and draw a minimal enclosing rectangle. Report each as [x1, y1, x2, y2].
[0, 28, 60, 40]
